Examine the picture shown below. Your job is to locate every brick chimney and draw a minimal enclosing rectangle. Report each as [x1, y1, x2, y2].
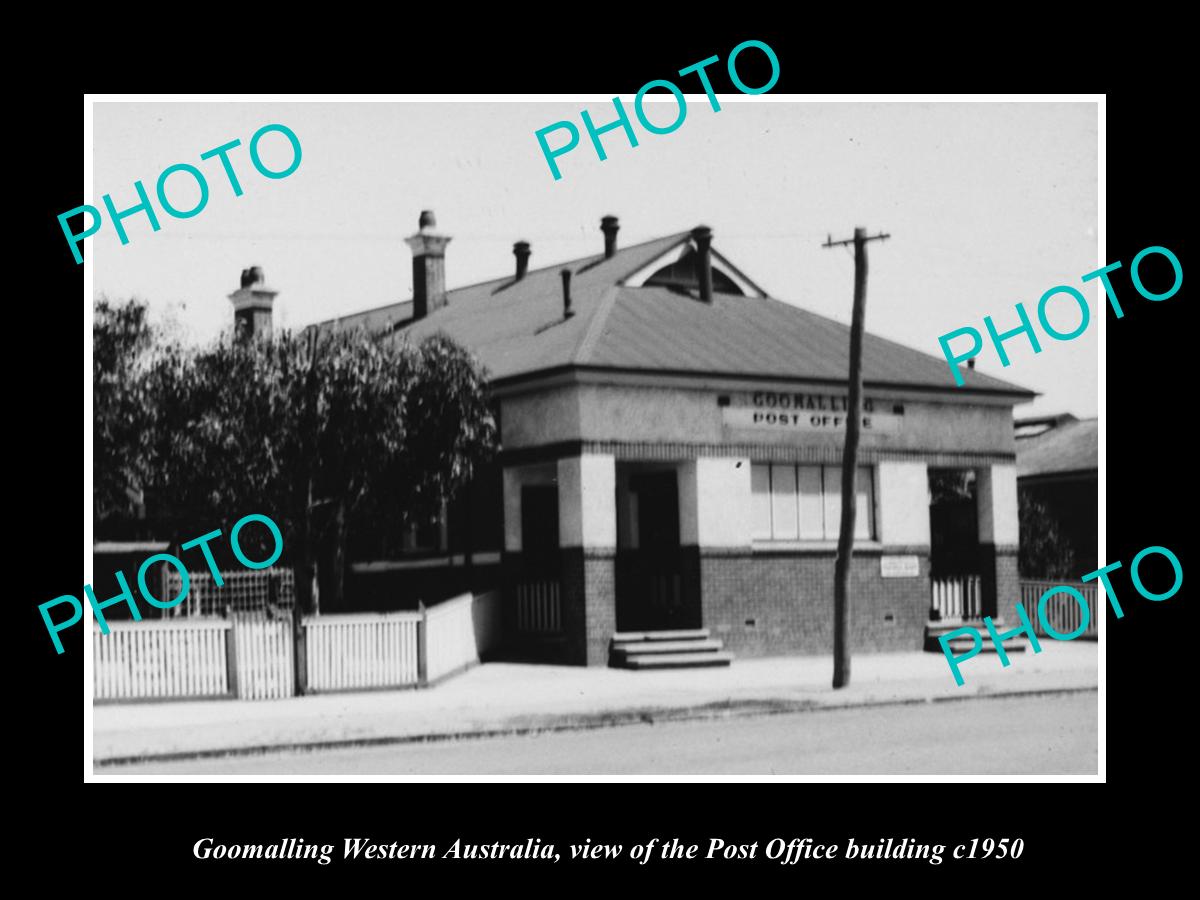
[601, 215, 619, 259]
[691, 226, 713, 303]
[406, 210, 452, 320]
[228, 265, 278, 340]
[513, 241, 531, 280]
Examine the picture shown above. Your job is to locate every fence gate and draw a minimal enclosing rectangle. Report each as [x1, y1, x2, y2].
[229, 611, 294, 700]
[166, 567, 297, 699]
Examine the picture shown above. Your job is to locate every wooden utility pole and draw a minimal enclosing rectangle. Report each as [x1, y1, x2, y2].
[823, 227, 890, 689]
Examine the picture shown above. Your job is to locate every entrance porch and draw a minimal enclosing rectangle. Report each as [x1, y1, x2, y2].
[925, 466, 1027, 655]
[500, 454, 730, 668]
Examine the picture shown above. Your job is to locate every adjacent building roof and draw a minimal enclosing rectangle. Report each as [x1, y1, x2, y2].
[1016, 416, 1098, 478]
[316, 228, 1035, 397]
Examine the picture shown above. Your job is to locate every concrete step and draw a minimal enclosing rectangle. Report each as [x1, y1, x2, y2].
[924, 619, 1027, 654]
[611, 629, 710, 643]
[612, 639, 725, 656]
[620, 651, 734, 670]
[926, 618, 991, 634]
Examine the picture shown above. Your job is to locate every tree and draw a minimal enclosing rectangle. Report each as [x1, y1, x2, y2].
[93, 298, 162, 527]
[343, 333, 498, 603]
[1018, 488, 1076, 579]
[139, 325, 497, 613]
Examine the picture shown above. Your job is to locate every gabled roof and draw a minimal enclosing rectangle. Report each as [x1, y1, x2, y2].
[1017, 416, 1098, 478]
[315, 229, 1034, 397]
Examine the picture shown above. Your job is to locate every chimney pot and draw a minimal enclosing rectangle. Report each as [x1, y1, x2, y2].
[514, 241, 531, 280]
[418, 209, 437, 230]
[600, 215, 620, 259]
[691, 225, 714, 303]
[561, 269, 574, 318]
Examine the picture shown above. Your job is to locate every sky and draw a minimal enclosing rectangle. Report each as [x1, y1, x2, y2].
[92, 99, 1098, 418]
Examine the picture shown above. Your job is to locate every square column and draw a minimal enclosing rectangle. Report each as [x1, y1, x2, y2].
[976, 463, 1020, 619]
[557, 454, 617, 549]
[557, 454, 617, 665]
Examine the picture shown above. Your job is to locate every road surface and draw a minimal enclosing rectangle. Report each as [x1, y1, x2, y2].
[112, 691, 1096, 775]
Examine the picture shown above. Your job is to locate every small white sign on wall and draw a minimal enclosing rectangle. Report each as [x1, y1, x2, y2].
[880, 555, 921, 578]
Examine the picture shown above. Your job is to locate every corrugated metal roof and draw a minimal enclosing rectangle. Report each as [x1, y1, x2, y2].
[316, 230, 1033, 395]
[1017, 417, 1098, 477]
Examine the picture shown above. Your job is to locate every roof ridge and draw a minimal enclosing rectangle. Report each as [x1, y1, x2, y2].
[532, 230, 694, 280]
[444, 230, 696, 296]
[571, 285, 622, 365]
[309, 230, 697, 331]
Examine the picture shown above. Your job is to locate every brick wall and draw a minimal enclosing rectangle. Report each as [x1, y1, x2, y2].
[560, 548, 616, 665]
[990, 545, 1022, 622]
[977, 543, 1021, 622]
[699, 549, 930, 657]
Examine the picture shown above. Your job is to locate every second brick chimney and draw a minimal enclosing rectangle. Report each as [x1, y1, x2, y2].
[228, 265, 278, 340]
[406, 210, 452, 320]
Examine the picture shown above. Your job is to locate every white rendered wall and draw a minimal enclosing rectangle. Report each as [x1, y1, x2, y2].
[977, 463, 1019, 545]
[876, 461, 931, 546]
[557, 454, 617, 549]
[679, 457, 752, 547]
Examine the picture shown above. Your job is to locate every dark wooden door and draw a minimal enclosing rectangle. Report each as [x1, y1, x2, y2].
[929, 497, 980, 577]
[521, 485, 559, 563]
[616, 471, 699, 632]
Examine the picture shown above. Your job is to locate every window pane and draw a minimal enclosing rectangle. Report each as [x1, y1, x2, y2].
[823, 465, 876, 540]
[750, 464, 772, 540]
[798, 466, 824, 539]
[856, 466, 875, 539]
[770, 464, 799, 540]
[823, 465, 842, 540]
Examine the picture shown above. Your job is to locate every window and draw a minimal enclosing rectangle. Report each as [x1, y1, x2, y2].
[750, 464, 876, 541]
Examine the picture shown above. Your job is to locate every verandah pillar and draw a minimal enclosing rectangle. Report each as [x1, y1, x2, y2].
[976, 463, 1020, 620]
[557, 453, 617, 665]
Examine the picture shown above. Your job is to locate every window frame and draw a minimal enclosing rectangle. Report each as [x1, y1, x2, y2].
[750, 462, 878, 545]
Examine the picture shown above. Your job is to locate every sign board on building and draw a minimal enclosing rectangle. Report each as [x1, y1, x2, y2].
[880, 555, 921, 578]
[722, 391, 903, 434]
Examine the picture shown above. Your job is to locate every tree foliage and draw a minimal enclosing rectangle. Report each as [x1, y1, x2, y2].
[94, 298, 498, 609]
[1018, 488, 1076, 579]
[93, 298, 158, 523]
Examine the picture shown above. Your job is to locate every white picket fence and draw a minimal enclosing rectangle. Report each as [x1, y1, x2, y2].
[94, 619, 230, 700]
[232, 618, 294, 700]
[93, 591, 500, 702]
[304, 612, 422, 692]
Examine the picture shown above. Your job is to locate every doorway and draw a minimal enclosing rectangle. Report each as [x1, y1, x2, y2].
[520, 484, 559, 564]
[615, 467, 699, 632]
[928, 468, 983, 619]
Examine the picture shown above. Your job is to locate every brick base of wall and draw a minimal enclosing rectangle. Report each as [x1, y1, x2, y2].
[507, 546, 1023, 666]
[561, 549, 616, 666]
[984, 544, 1021, 621]
[699, 549, 931, 658]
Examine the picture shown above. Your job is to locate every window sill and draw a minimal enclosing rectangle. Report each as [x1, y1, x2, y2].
[751, 540, 884, 554]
